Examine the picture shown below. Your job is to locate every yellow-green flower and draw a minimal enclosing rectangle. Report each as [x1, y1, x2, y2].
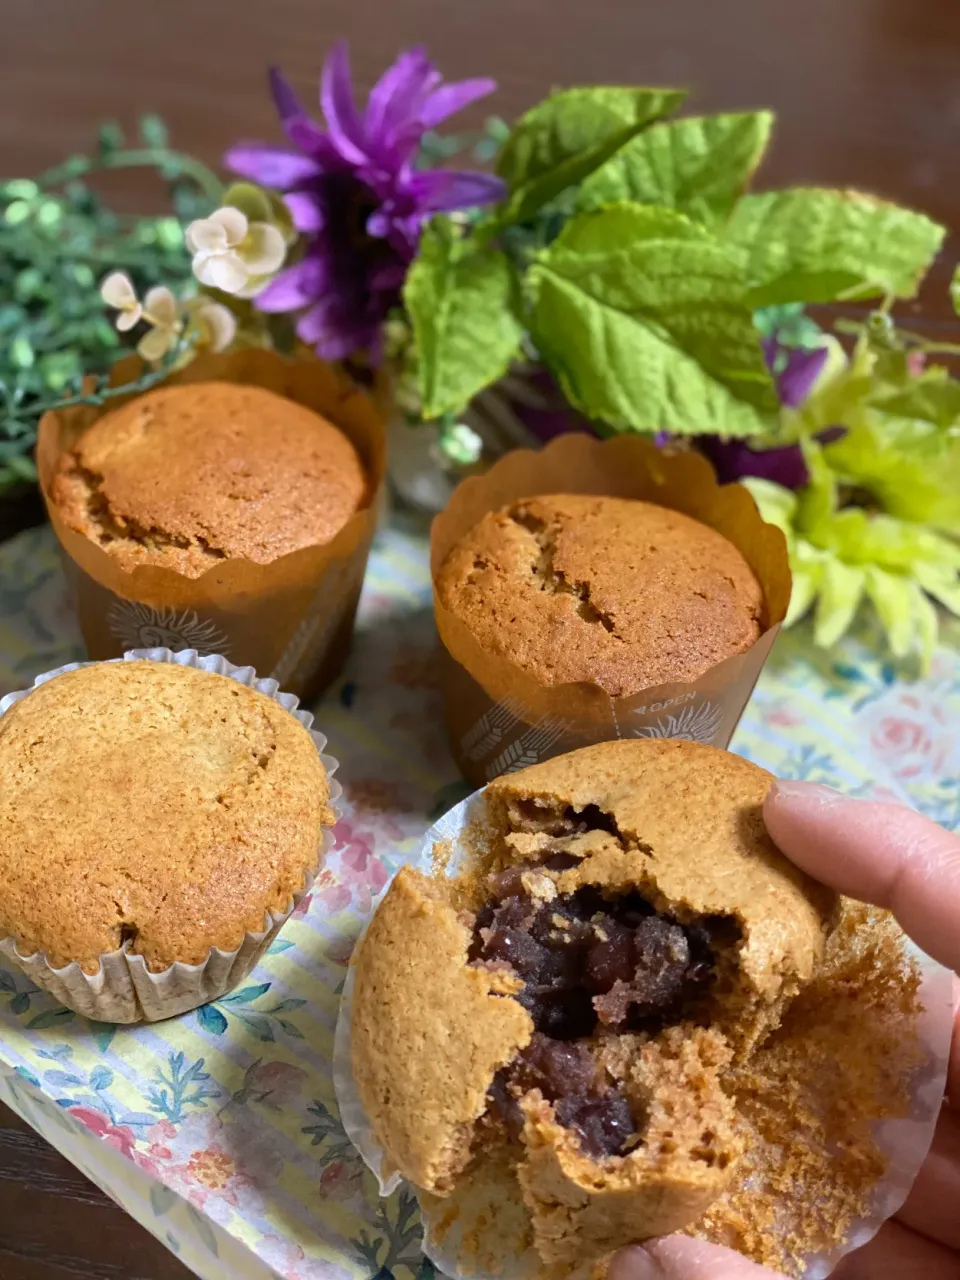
[746, 444, 960, 668]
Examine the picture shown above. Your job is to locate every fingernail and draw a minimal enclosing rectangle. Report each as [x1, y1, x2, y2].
[607, 1246, 665, 1280]
[769, 779, 844, 808]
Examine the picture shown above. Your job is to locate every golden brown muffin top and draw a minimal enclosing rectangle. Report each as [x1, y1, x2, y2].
[352, 739, 836, 1234]
[435, 494, 764, 696]
[51, 381, 368, 577]
[0, 661, 334, 973]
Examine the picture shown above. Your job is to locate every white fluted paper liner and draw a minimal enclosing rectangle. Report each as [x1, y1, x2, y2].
[0, 647, 341, 1025]
[333, 787, 954, 1280]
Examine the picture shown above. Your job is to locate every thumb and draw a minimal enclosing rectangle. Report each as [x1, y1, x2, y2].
[764, 780, 960, 973]
[609, 1237, 783, 1279]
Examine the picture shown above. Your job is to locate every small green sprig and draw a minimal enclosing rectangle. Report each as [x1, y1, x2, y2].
[0, 115, 222, 494]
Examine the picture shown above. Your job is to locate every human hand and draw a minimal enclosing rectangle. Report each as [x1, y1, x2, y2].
[610, 779, 960, 1280]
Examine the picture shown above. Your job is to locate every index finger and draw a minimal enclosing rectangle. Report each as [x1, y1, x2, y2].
[763, 780, 960, 974]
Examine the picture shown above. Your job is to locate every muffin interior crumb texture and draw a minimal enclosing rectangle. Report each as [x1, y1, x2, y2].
[0, 661, 334, 974]
[437, 494, 764, 696]
[51, 381, 368, 576]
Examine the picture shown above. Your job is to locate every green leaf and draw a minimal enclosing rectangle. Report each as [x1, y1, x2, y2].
[576, 112, 773, 228]
[525, 203, 778, 436]
[496, 87, 686, 224]
[26, 1008, 75, 1031]
[952, 265, 960, 316]
[98, 121, 125, 158]
[405, 219, 525, 419]
[139, 114, 169, 148]
[813, 559, 866, 648]
[865, 567, 917, 658]
[873, 378, 960, 430]
[724, 189, 946, 306]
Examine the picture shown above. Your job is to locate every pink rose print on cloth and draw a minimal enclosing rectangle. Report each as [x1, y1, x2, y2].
[316, 820, 390, 915]
[860, 692, 956, 783]
[68, 1108, 166, 1178]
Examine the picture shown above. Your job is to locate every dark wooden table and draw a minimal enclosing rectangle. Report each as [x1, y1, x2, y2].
[3, 0, 960, 1274]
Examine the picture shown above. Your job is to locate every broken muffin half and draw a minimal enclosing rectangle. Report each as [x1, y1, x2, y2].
[350, 740, 837, 1273]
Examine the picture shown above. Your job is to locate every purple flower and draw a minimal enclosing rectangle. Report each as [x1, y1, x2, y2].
[699, 336, 844, 489]
[225, 43, 504, 360]
[761, 338, 828, 410]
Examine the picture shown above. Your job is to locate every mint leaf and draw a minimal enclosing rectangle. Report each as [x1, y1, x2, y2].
[526, 203, 778, 436]
[725, 189, 946, 305]
[405, 219, 525, 419]
[576, 112, 773, 228]
[496, 87, 686, 224]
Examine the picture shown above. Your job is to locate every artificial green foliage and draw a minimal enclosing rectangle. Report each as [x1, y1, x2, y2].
[404, 218, 524, 420]
[494, 87, 687, 225]
[525, 204, 778, 434]
[723, 189, 946, 306]
[0, 117, 221, 493]
[746, 334, 960, 666]
[411, 90, 948, 446]
[575, 111, 773, 228]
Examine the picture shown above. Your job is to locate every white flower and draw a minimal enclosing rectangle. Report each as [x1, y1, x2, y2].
[100, 271, 142, 331]
[185, 206, 286, 297]
[183, 297, 237, 353]
[135, 286, 180, 361]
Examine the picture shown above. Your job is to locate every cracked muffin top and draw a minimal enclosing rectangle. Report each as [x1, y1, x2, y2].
[435, 494, 764, 697]
[51, 381, 368, 577]
[0, 661, 334, 972]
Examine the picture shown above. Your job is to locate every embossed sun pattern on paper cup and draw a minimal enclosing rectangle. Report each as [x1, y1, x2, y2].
[431, 435, 791, 787]
[37, 349, 387, 704]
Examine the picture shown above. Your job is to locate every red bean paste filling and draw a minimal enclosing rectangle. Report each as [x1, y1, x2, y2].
[470, 858, 717, 1160]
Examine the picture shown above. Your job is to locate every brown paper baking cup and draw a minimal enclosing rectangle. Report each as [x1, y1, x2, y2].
[431, 435, 791, 786]
[0, 648, 341, 1024]
[37, 349, 387, 704]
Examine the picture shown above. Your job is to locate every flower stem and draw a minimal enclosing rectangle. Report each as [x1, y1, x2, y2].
[38, 148, 223, 205]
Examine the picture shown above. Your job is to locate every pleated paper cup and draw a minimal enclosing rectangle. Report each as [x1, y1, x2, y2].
[37, 349, 387, 705]
[431, 435, 791, 787]
[334, 787, 953, 1280]
[0, 648, 341, 1024]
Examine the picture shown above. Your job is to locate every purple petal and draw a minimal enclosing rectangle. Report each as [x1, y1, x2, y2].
[284, 191, 325, 233]
[321, 41, 370, 166]
[224, 143, 322, 189]
[303, 306, 377, 361]
[816, 425, 847, 446]
[368, 262, 407, 291]
[406, 168, 506, 212]
[700, 437, 810, 490]
[419, 78, 498, 129]
[365, 47, 435, 139]
[777, 346, 829, 409]
[255, 255, 329, 313]
[296, 297, 339, 344]
[269, 67, 333, 157]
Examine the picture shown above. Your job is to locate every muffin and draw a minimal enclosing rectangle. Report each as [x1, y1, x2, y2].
[436, 494, 764, 697]
[51, 380, 368, 577]
[0, 659, 334, 1019]
[350, 740, 836, 1273]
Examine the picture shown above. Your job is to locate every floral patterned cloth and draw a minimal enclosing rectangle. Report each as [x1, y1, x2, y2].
[0, 519, 958, 1280]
